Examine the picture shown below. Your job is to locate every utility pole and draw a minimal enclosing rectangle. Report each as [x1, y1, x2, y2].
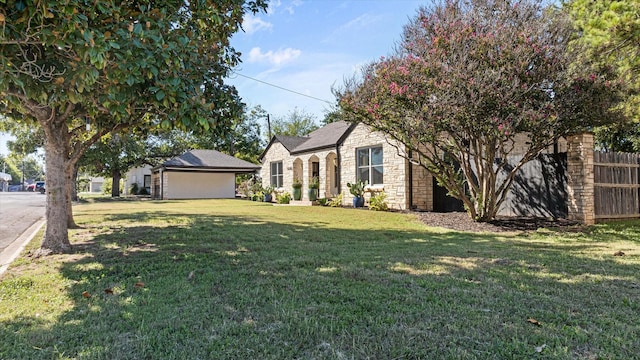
[267, 114, 272, 140]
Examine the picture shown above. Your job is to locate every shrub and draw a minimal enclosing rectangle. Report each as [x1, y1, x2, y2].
[277, 192, 291, 204]
[129, 183, 139, 195]
[369, 191, 388, 211]
[327, 193, 343, 207]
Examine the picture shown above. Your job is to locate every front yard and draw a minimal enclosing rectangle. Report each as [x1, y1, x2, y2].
[1, 199, 639, 359]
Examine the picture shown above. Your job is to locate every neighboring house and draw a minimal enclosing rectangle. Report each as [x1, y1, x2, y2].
[259, 120, 567, 213]
[0, 172, 11, 192]
[88, 177, 105, 193]
[124, 165, 152, 195]
[151, 149, 260, 200]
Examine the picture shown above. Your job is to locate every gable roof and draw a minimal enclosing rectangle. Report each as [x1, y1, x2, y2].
[259, 121, 356, 161]
[153, 149, 260, 172]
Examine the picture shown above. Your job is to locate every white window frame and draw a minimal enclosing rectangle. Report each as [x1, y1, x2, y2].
[356, 146, 383, 185]
[270, 161, 283, 188]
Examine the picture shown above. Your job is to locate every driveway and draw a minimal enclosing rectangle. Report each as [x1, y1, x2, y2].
[0, 192, 46, 253]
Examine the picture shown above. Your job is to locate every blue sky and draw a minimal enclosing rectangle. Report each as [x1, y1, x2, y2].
[1, 0, 424, 156]
[227, 0, 425, 124]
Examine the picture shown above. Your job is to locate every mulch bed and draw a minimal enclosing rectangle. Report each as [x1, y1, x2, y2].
[413, 211, 584, 233]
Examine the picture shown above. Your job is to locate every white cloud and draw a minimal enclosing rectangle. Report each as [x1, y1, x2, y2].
[242, 15, 273, 35]
[270, 0, 302, 15]
[248, 47, 301, 66]
[339, 13, 382, 32]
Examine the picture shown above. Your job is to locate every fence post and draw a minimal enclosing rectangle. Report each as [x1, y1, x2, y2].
[566, 133, 595, 225]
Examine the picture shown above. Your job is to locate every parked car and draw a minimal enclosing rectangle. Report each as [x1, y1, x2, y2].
[27, 181, 45, 193]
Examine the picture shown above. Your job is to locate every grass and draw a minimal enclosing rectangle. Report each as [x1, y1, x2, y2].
[1, 199, 639, 359]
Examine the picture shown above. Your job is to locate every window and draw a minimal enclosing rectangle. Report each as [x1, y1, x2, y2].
[143, 175, 151, 190]
[270, 161, 283, 187]
[356, 146, 383, 185]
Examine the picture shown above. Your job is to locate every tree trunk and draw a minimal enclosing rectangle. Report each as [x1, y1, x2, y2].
[71, 163, 79, 202]
[66, 163, 79, 229]
[40, 119, 72, 254]
[111, 169, 121, 197]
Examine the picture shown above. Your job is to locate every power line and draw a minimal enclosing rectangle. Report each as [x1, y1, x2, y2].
[231, 72, 334, 105]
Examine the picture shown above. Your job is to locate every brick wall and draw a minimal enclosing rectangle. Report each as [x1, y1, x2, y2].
[566, 133, 595, 224]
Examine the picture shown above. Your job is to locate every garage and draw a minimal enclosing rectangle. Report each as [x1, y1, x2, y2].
[151, 149, 260, 200]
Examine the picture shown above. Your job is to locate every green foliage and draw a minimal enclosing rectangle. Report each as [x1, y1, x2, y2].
[129, 183, 139, 195]
[347, 180, 366, 197]
[369, 191, 389, 211]
[0, 0, 268, 250]
[101, 178, 123, 195]
[327, 193, 344, 207]
[339, 0, 622, 221]
[269, 108, 319, 141]
[567, 0, 640, 122]
[292, 178, 302, 189]
[276, 192, 291, 204]
[308, 176, 319, 189]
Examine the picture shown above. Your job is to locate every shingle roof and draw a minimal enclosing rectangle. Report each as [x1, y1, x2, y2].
[274, 135, 310, 152]
[258, 121, 356, 161]
[157, 149, 260, 170]
[291, 121, 353, 154]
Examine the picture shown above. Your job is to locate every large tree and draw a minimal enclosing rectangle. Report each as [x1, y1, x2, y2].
[269, 107, 319, 140]
[567, 0, 639, 122]
[339, 0, 622, 221]
[0, 0, 268, 253]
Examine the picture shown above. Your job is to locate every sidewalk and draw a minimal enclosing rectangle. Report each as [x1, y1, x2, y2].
[0, 218, 45, 277]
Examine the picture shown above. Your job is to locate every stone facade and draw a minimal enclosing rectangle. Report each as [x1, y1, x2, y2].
[339, 123, 416, 210]
[260, 142, 339, 199]
[566, 133, 595, 225]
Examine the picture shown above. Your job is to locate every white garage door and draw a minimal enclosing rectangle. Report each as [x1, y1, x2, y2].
[166, 172, 235, 199]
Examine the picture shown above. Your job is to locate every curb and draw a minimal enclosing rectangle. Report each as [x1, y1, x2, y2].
[0, 218, 46, 277]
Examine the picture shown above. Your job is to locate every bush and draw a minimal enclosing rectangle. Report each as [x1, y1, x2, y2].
[327, 193, 343, 207]
[129, 183, 139, 195]
[369, 191, 388, 211]
[276, 192, 291, 204]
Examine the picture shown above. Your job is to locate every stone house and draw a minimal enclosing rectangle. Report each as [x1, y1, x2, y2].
[260, 121, 444, 210]
[259, 120, 569, 213]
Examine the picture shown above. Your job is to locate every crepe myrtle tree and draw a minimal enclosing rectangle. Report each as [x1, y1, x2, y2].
[338, 0, 623, 221]
[0, 0, 268, 254]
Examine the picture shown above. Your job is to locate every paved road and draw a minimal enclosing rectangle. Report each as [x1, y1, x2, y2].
[0, 192, 46, 253]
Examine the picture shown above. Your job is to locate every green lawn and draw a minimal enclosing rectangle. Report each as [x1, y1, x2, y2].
[1, 199, 639, 359]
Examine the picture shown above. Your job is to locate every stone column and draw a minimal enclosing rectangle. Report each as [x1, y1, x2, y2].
[566, 133, 595, 224]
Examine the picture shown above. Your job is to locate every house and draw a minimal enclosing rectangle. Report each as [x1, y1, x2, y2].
[259, 120, 437, 210]
[0, 172, 11, 192]
[151, 149, 260, 200]
[259, 121, 568, 214]
[124, 165, 152, 195]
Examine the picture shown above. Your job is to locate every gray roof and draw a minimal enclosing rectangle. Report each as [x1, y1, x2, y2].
[259, 121, 355, 161]
[156, 149, 260, 171]
[274, 135, 310, 152]
[291, 121, 353, 154]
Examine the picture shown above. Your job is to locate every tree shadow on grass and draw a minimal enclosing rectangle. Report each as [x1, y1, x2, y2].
[2, 211, 640, 359]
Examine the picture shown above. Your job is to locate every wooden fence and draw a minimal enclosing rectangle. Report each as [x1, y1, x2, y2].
[594, 151, 640, 220]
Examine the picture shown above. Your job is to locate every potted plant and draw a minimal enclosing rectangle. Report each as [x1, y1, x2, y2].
[292, 178, 303, 200]
[263, 185, 275, 202]
[308, 176, 319, 201]
[347, 179, 367, 208]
